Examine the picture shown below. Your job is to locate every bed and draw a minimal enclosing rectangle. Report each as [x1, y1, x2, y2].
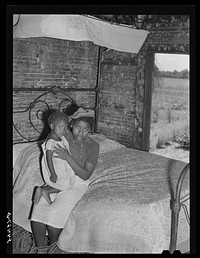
[12, 86, 190, 254]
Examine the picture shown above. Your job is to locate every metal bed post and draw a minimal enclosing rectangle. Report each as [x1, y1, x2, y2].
[169, 163, 190, 253]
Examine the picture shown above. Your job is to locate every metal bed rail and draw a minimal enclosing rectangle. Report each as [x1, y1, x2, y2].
[169, 163, 190, 253]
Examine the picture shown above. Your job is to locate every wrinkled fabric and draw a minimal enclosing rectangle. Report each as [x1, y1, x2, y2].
[13, 142, 45, 232]
[12, 223, 33, 253]
[13, 15, 149, 53]
[57, 147, 189, 253]
[30, 176, 89, 228]
[12, 223, 67, 254]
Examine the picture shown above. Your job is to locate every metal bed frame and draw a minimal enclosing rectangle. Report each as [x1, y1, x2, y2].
[169, 163, 190, 253]
[13, 86, 190, 253]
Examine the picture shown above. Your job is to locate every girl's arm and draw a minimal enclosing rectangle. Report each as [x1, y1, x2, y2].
[46, 150, 58, 183]
[53, 145, 95, 180]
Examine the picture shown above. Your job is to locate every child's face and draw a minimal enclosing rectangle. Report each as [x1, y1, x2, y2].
[51, 120, 68, 138]
[72, 120, 90, 142]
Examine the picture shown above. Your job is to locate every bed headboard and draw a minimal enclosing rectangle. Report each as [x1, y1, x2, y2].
[13, 86, 97, 143]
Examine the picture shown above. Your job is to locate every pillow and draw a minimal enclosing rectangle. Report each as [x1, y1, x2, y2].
[89, 133, 125, 154]
[13, 142, 37, 168]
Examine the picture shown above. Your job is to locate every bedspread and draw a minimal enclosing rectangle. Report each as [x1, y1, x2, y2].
[13, 136, 189, 253]
[58, 147, 189, 253]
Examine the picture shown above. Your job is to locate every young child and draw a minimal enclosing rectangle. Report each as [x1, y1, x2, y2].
[34, 111, 75, 205]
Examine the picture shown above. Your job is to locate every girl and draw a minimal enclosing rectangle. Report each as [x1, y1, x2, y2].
[34, 111, 74, 205]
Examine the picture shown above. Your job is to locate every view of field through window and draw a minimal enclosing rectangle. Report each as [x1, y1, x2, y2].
[149, 54, 189, 163]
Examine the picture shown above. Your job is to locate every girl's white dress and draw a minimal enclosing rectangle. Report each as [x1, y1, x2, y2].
[41, 136, 75, 191]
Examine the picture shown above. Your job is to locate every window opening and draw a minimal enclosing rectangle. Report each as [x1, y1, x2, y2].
[149, 53, 189, 163]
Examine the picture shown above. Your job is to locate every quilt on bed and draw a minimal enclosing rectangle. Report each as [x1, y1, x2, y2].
[13, 134, 189, 253]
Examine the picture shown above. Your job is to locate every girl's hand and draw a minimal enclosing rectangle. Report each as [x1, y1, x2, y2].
[50, 173, 57, 183]
[53, 144, 70, 160]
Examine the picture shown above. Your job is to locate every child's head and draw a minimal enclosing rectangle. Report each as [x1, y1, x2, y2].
[48, 111, 69, 138]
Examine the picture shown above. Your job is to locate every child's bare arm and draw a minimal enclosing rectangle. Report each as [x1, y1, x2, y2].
[46, 150, 57, 183]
